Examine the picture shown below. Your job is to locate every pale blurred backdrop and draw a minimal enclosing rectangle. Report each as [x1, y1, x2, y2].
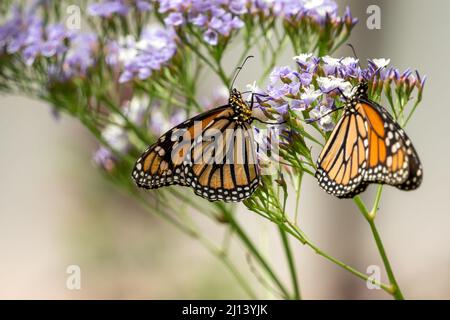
[0, 0, 449, 299]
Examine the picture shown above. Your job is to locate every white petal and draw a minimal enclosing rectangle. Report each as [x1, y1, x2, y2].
[372, 58, 391, 69]
[293, 53, 312, 63]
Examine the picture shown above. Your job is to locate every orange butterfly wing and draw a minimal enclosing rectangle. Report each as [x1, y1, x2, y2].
[316, 108, 369, 198]
[316, 100, 422, 198]
[132, 104, 260, 202]
[358, 100, 422, 190]
[189, 121, 259, 201]
[132, 105, 234, 189]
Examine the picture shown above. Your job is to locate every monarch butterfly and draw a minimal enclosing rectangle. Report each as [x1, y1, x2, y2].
[315, 81, 423, 198]
[132, 57, 269, 202]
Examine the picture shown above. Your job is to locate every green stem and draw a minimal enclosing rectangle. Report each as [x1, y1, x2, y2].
[178, 31, 229, 86]
[368, 219, 404, 299]
[403, 97, 422, 127]
[285, 221, 391, 292]
[278, 226, 301, 299]
[100, 94, 150, 145]
[222, 209, 290, 299]
[353, 195, 405, 299]
[371, 185, 384, 220]
[294, 173, 303, 225]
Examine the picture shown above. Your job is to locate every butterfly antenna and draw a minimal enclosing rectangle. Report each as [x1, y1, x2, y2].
[347, 43, 362, 69]
[337, 87, 347, 99]
[230, 55, 254, 91]
[348, 43, 385, 83]
[306, 107, 344, 124]
[323, 87, 348, 100]
[258, 120, 287, 125]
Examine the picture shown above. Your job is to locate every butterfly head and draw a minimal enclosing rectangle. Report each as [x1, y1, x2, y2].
[353, 81, 369, 99]
[229, 88, 252, 124]
[229, 88, 243, 102]
[344, 81, 369, 111]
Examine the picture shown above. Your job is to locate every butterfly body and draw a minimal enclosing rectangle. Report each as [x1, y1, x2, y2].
[132, 89, 260, 202]
[315, 82, 422, 198]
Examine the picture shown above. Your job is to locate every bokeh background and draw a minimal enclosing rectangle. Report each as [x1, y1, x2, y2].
[0, 0, 449, 299]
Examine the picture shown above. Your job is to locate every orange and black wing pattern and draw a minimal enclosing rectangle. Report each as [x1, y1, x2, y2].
[316, 98, 422, 198]
[132, 105, 260, 202]
[189, 122, 259, 201]
[358, 99, 422, 190]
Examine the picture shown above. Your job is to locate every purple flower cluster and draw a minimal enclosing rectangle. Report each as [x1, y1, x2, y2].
[0, 7, 69, 65]
[160, 0, 246, 45]
[93, 94, 187, 170]
[248, 0, 357, 26]
[272, 0, 337, 23]
[88, 0, 152, 17]
[158, 0, 356, 45]
[148, 106, 187, 136]
[93, 147, 118, 172]
[63, 33, 98, 78]
[0, 6, 100, 80]
[255, 54, 426, 131]
[94, 95, 149, 170]
[110, 27, 177, 83]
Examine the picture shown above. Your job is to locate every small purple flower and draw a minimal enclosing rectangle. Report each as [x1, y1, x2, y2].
[274, 0, 343, 26]
[159, 0, 248, 45]
[317, 76, 352, 96]
[40, 23, 67, 57]
[164, 12, 185, 26]
[0, 6, 35, 53]
[366, 58, 392, 81]
[288, 81, 301, 95]
[270, 66, 298, 84]
[322, 55, 342, 76]
[230, 16, 245, 29]
[300, 85, 322, 105]
[105, 40, 120, 66]
[267, 84, 290, 100]
[88, 0, 152, 16]
[119, 70, 134, 83]
[191, 14, 208, 26]
[253, 126, 282, 165]
[309, 98, 336, 132]
[136, 0, 153, 12]
[25, 23, 70, 65]
[293, 53, 313, 67]
[88, 0, 130, 17]
[148, 105, 186, 136]
[63, 33, 98, 78]
[303, 0, 338, 24]
[299, 72, 313, 86]
[125, 95, 149, 125]
[290, 99, 307, 111]
[170, 110, 187, 127]
[343, 6, 358, 27]
[93, 147, 117, 172]
[229, 0, 247, 15]
[209, 16, 224, 30]
[415, 71, 427, 90]
[203, 29, 219, 45]
[339, 57, 360, 77]
[116, 27, 177, 83]
[102, 123, 129, 153]
[273, 102, 289, 115]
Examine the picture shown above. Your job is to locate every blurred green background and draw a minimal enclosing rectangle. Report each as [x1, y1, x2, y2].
[0, 0, 449, 299]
